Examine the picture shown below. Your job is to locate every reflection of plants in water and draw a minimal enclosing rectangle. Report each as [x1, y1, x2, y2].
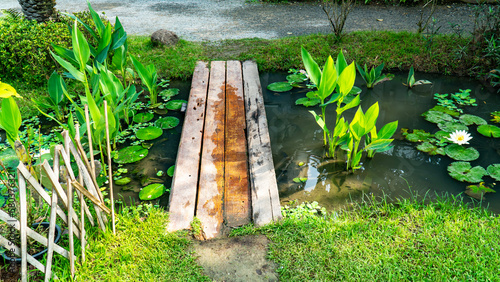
[403, 90, 499, 199]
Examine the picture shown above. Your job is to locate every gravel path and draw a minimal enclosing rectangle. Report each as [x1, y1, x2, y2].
[2, 0, 476, 41]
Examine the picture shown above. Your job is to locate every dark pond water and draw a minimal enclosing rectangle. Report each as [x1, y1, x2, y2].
[261, 72, 500, 213]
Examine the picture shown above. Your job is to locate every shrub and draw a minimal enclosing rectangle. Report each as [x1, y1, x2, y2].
[0, 15, 70, 86]
[0, 11, 108, 87]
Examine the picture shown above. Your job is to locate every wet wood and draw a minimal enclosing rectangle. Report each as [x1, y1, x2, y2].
[224, 60, 250, 227]
[197, 61, 226, 239]
[168, 61, 210, 232]
[242, 60, 282, 226]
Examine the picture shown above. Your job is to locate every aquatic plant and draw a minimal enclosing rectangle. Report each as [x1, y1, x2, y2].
[130, 55, 159, 106]
[446, 130, 472, 145]
[404, 66, 431, 88]
[355, 63, 393, 88]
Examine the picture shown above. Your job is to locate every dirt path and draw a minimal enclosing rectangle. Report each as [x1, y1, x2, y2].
[2, 0, 476, 40]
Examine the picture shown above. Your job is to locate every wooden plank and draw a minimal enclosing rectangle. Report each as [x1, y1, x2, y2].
[197, 61, 226, 239]
[18, 169, 28, 282]
[242, 60, 282, 226]
[67, 181, 75, 278]
[167, 61, 210, 232]
[224, 60, 251, 227]
[44, 186, 59, 282]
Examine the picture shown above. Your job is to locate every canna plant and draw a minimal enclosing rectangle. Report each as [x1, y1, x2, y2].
[356, 62, 393, 88]
[301, 47, 361, 158]
[32, 72, 70, 122]
[130, 55, 159, 106]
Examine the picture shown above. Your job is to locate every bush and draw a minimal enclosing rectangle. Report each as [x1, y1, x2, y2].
[0, 15, 70, 86]
[0, 11, 108, 87]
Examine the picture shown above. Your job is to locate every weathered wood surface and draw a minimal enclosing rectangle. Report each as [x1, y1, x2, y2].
[168, 61, 210, 232]
[242, 60, 282, 226]
[197, 61, 226, 239]
[224, 60, 251, 227]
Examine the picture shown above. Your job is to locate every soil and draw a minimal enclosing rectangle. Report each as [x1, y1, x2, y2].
[192, 235, 279, 281]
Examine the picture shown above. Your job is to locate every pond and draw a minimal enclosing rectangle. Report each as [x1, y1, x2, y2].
[114, 71, 499, 214]
[261, 72, 500, 213]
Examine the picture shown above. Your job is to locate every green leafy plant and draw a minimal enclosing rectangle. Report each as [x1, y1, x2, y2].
[32, 72, 69, 121]
[355, 63, 393, 88]
[130, 55, 159, 106]
[491, 111, 500, 123]
[404, 66, 431, 88]
[0, 82, 22, 147]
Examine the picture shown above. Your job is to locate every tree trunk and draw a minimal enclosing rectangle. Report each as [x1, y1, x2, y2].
[18, 0, 56, 23]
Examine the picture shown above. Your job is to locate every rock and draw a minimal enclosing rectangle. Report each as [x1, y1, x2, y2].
[151, 29, 179, 46]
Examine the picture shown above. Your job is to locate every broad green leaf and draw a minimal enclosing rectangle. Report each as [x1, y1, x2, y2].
[292, 177, 308, 183]
[416, 142, 445, 156]
[130, 55, 153, 90]
[136, 126, 163, 141]
[318, 56, 337, 100]
[337, 63, 356, 96]
[364, 102, 379, 132]
[166, 100, 187, 110]
[0, 82, 20, 98]
[88, 0, 105, 36]
[477, 124, 500, 138]
[459, 114, 487, 126]
[448, 161, 487, 183]
[301, 47, 321, 87]
[295, 97, 320, 107]
[487, 164, 500, 181]
[48, 72, 66, 105]
[114, 145, 148, 164]
[286, 73, 307, 83]
[133, 112, 154, 123]
[115, 177, 131, 186]
[422, 110, 454, 124]
[403, 129, 432, 142]
[445, 144, 480, 161]
[72, 20, 90, 71]
[309, 110, 328, 134]
[335, 50, 348, 75]
[139, 184, 166, 201]
[0, 97, 21, 141]
[267, 82, 293, 92]
[364, 139, 393, 152]
[155, 117, 180, 129]
[51, 43, 78, 66]
[167, 165, 175, 177]
[438, 121, 468, 133]
[50, 51, 85, 82]
[377, 121, 398, 139]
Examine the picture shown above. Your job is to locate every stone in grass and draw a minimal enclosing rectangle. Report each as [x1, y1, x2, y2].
[151, 29, 179, 46]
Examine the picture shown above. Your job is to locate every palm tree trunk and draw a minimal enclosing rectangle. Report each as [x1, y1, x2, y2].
[18, 0, 56, 22]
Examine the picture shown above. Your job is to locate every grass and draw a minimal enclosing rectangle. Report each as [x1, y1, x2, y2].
[234, 194, 500, 281]
[48, 204, 210, 281]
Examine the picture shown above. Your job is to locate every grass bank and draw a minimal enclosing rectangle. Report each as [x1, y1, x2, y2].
[234, 194, 500, 281]
[46, 195, 500, 280]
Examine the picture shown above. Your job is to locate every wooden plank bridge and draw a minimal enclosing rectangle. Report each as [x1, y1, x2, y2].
[167, 61, 281, 239]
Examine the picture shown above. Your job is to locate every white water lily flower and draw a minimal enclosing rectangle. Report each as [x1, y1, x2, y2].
[446, 130, 472, 145]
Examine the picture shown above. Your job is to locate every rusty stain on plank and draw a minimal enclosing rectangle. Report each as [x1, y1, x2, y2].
[224, 60, 250, 227]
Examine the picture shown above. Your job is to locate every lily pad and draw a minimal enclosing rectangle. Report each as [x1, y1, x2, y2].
[133, 112, 154, 123]
[115, 177, 131, 186]
[434, 131, 452, 143]
[167, 165, 175, 177]
[437, 121, 468, 133]
[267, 82, 293, 92]
[487, 164, 500, 181]
[136, 126, 163, 141]
[477, 124, 500, 138]
[422, 110, 454, 124]
[295, 97, 320, 107]
[114, 145, 148, 164]
[155, 117, 180, 129]
[465, 182, 495, 200]
[403, 129, 432, 142]
[139, 183, 166, 201]
[445, 144, 479, 161]
[166, 100, 187, 111]
[428, 105, 460, 117]
[447, 161, 487, 183]
[416, 142, 445, 155]
[160, 88, 180, 100]
[286, 73, 307, 83]
[459, 114, 487, 126]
